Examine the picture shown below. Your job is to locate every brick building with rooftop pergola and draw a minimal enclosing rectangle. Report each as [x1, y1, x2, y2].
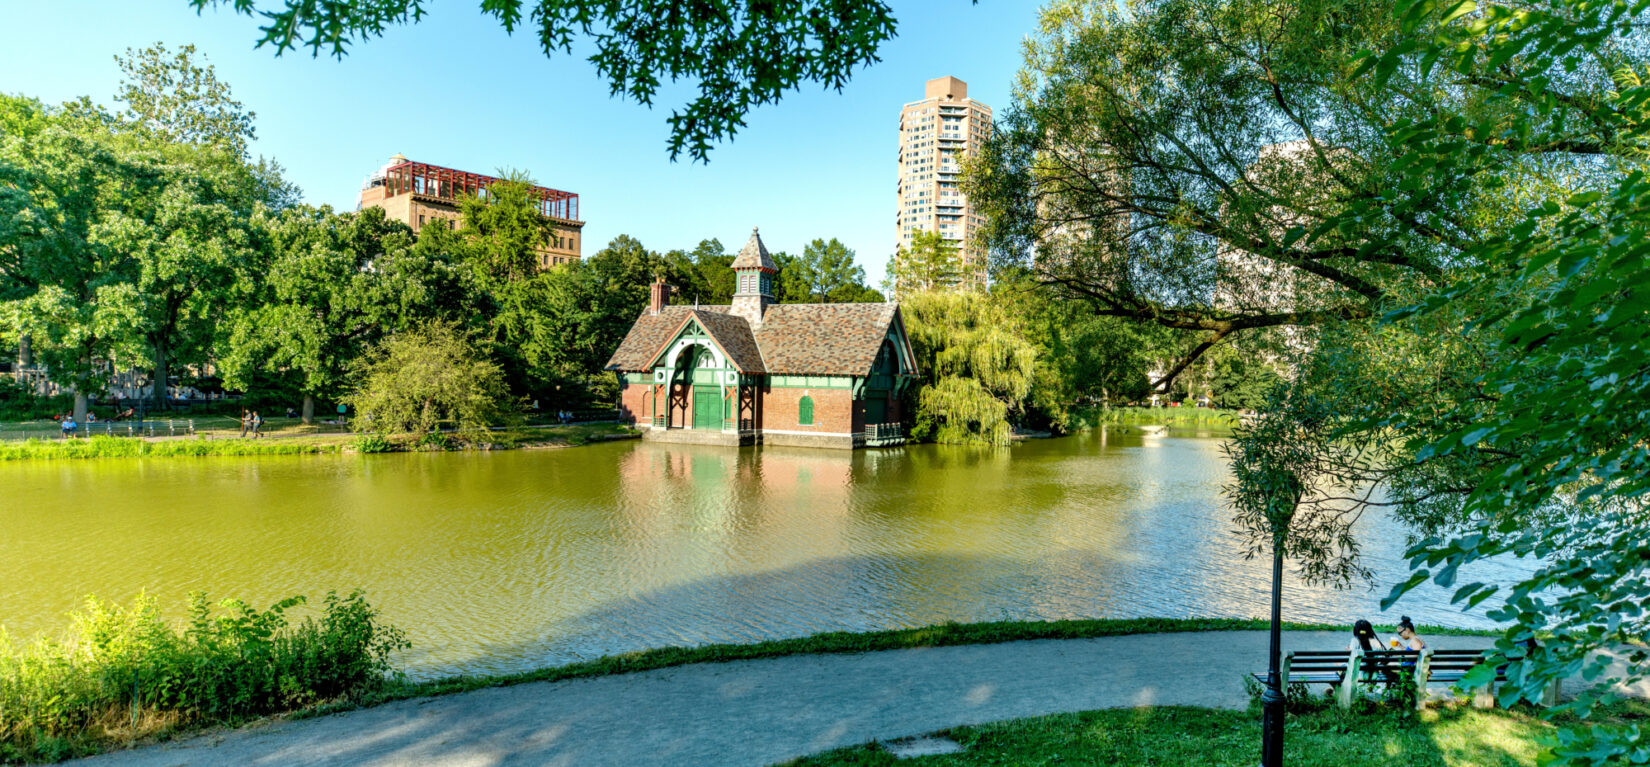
[605, 229, 919, 449]
[357, 154, 584, 267]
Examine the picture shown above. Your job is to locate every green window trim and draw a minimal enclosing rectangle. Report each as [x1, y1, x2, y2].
[798, 395, 815, 426]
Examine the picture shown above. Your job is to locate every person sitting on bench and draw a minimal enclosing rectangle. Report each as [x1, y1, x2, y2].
[1393, 616, 1427, 651]
[1347, 619, 1384, 653]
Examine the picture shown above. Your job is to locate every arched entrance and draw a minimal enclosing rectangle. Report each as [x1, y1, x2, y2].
[864, 340, 898, 425]
[669, 344, 724, 430]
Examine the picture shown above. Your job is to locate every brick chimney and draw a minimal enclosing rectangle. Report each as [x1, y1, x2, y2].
[649, 281, 672, 315]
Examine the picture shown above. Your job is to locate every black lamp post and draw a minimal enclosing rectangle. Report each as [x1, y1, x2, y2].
[1259, 531, 1285, 767]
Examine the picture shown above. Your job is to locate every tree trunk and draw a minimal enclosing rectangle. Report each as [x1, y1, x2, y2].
[151, 341, 169, 412]
[17, 333, 30, 367]
[302, 393, 315, 425]
[73, 391, 88, 425]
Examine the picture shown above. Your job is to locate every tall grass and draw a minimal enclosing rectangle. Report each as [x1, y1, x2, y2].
[0, 436, 336, 461]
[0, 591, 406, 762]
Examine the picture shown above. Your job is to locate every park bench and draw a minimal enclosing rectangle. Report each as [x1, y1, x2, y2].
[1423, 648, 1561, 707]
[1251, 648, 1420, 709]
[1250, 649, 1359, 688]
[1253, 646, 1560, 710]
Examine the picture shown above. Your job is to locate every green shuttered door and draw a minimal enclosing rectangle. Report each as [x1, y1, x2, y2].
[693, 385, 721, 430]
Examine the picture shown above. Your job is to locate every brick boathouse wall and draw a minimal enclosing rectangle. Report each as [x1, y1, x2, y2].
[619, 379, 868, 449]
[618, 380, 652, 427]
[761, 386, 858, 449]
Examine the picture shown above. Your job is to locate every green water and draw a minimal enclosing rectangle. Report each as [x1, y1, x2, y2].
[0, 426, 1516, 678]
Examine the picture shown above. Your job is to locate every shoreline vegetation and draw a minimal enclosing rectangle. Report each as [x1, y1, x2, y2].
[0, 409, 1246, 461]
[0, 603, 1500, 764]
[0, 423, 637, 462]
[1093, 405, 1245, 426]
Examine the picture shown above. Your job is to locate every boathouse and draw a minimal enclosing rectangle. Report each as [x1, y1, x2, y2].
[605, 229, 919, 449]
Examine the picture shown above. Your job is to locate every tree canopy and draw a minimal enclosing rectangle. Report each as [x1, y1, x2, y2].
[0, 49, 287, 418]
[788, 238, 880, 303]
[115, 42, 257, 157]
[966, 0, 1579, 388]
[1150, 0, 1650, 760]
[185, 0, 899, 161]
[886, 230, 965, 295]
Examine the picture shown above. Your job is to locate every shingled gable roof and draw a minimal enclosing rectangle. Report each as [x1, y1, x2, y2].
[752, 303, 902, 376]
[604, 305, 719, 372]
[688, 309, 766, 373]
[605, 300, 909, 377]
[730, 228, 777, 271]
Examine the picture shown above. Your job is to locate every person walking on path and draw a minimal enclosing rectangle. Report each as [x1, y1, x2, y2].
[239, 409, 251, 438]
[251, 411, 264, 438]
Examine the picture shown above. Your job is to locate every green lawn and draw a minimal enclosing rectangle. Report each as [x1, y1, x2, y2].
[780, 704, 1578, 766]
[0, 416, 624, 443]
[0, 423, 635, 461]
[0, 415, 352, 441]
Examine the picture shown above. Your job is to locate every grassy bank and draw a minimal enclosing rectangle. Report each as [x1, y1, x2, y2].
[1096, 406, 1245, 425]
[0, 435, 340, 460]
[0, 592, 405, 764]
[0, 424, 634, 462]
[779, 703, 1609, 766]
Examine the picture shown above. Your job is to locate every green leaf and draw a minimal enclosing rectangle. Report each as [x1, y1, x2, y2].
[1440, 0, 1477, 24]
[1383, 571, 1430, 609]
[1461, 427, 1494, 446]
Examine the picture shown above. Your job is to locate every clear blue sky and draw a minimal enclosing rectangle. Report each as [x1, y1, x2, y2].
[0, 1, 1042, 287]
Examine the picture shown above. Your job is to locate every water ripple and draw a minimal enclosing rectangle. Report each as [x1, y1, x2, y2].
[0, 429, 1534, 680]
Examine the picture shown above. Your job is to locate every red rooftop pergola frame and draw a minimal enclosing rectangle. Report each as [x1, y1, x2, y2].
[380, 160, 579, 222]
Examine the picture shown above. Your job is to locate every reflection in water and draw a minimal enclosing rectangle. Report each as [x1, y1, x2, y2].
[0, 427, 1532, 678]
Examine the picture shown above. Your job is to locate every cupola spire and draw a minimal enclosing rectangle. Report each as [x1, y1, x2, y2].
[730, 227, 777, 326]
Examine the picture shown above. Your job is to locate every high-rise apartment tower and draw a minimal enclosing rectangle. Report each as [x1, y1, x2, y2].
[895, 76, 992, 291]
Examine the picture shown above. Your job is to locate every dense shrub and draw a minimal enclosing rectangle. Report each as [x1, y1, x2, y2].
[352, 434, 394, 453]
[0, 591, 407, 762]
[415, 432, 452, 451]
[344, 323, 518, 439]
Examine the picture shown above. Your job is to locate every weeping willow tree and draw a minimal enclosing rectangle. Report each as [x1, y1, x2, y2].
[901, 291, 1038, 445]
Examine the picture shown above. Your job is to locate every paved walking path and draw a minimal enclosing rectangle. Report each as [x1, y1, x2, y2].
[70, 631, 1641, 767]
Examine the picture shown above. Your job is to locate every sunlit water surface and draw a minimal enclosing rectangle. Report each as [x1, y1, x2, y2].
[0, 426, 1530, 679]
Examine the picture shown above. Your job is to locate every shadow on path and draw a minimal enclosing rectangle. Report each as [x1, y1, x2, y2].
[70, 630, 1588, 767]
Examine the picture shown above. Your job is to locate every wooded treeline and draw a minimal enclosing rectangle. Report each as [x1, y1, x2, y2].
[0, 46, 892, 427]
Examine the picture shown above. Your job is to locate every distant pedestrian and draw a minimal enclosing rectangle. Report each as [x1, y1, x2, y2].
[239, 409, 251, 438]
[251, 411, 264, 438]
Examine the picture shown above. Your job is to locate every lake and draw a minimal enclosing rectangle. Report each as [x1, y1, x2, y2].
[0, 426, 1526, 679]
